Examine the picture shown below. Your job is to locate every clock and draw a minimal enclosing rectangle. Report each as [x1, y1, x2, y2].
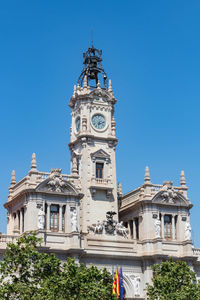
[92, 114, 106, 130]
[75, 117, 80, 132]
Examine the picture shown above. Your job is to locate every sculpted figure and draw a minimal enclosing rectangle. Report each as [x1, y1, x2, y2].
[154, 219, 161, 238]
[71, 209, 78, 232]
[87, 221, 103, 234]
[185, 221, 191, 240]
[116, 221, 128, 238]
[134, 276, 140, 296]
[38, 208, 45, 230]
[94, 220, 103, 234]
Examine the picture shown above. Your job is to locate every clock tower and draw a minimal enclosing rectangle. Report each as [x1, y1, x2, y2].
[69, 46, 118, 232]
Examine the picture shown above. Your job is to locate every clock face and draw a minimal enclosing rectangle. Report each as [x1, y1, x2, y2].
[92, 114, 106, 130]
[75, 117, 80, 132]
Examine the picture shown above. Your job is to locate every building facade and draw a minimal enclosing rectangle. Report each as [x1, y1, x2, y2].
[2, 46, 200, 299]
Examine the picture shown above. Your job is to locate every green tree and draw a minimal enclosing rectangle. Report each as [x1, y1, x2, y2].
[146, 258, 200, 300]
[0, 232, 116, 300]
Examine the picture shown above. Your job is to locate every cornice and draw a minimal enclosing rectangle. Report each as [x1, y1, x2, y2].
[4, 188, 83, 210]
[68, 134, 118, 149]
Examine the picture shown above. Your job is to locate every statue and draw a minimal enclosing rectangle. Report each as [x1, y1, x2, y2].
[154, 219, 161, 238]
[72, 156, 78, 174]
[134, 276, 140, 296]
[38, 208, 45, 230]
[185, 221, 191, 240]
[115, 221, 128, 238]
[71, 209, 78, 232]
[94, 221, 103, 234]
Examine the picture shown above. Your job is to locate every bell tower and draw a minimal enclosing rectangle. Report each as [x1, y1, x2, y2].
[69, 46, 118, 232]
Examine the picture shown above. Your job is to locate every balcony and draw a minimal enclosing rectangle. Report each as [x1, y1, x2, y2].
[90, 177, 113, 198]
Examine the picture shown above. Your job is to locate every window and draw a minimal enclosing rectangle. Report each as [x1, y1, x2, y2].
[50, 205, 59, 231]
[96, 163, 104, 179]
[164, 215, 172, 239]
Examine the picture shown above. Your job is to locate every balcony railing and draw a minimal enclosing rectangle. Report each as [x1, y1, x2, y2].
[193, 248, 200, 256]
[0, 234, 16, 243]
[95, 178, 109, 184]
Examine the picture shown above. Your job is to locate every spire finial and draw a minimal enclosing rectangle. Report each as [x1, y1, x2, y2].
[180, 170, 186, 186]
[108, 79, 113, 93]
[83, 75, 87, 88]
[31, 153, 37, 170]
[118, 182, 122, 195]
[10, 170, 16, 186]
[97, 80, 101, 89]
[73, 85, 77, 96]
[144, 166, 150, 183]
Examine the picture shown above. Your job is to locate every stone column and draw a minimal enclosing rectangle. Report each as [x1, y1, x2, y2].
[132, 219, 135, 239]
[172, 215, 175, 240]
[59, 205, 63, 232]
[161, 213, 164, 238]
[13, 213, 18, 232]
[17, 211, 20, 231]
[20, 209, 23, 234]
[128, 220, 132, 238]
[176, 215, 180, 240]
[47, 203, 50, 231]
[65, 204, 71, 233]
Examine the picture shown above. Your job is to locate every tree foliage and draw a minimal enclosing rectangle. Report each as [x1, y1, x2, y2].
[0, 233, 116, 300]
[146, 258, 200, 300]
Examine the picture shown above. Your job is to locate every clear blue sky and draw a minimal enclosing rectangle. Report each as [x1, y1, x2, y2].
[0, 1, 200, 246]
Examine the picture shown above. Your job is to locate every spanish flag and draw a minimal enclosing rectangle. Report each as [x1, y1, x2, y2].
[116, 266, 120, 298]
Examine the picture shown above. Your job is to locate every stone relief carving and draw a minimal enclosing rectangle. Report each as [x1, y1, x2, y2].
[154, 219, 161, 238]
[130, 275, 141, 296]
[115, 221, 128, 238]
[88, 221, 104, 234]
[71, 156, 78, 174]
[134, 276, 140, 296]
[161, 181, 177, 203]
[104, 211, 117, 234]
[38, 208, 45, 230]
[90, 88, 113, 100]
[71, 208, 78, 232]
[47, 169, 68, 193]
[185, 221, 191, 240]
[87, 211, 129, 238]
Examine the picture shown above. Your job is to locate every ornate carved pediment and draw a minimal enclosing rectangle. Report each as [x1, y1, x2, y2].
[152, 181, 188, 206]
[90, 88, 116, 103]
[36, 168, 79, 196]
[91, 149, 110, 161]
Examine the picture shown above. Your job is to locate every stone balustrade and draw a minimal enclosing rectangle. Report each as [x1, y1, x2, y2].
[0, 234, 16, 243]
[193, 248, 200, 257]
[8, 170, 80, 201]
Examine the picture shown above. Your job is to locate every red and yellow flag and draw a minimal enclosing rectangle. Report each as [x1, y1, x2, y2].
[112, 273, 116, 295]
[116, 266, 120, 298]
